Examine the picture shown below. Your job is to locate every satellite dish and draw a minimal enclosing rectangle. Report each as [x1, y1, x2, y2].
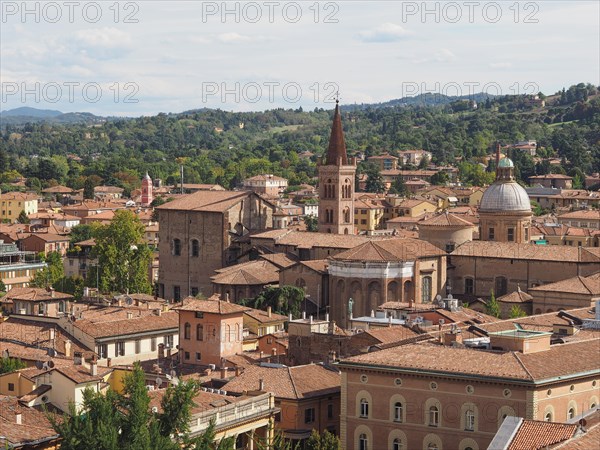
[35, 361, 44, 369]
[435, 295, 442, 301]
[48, 360, 55, 368]
[155, 377, 163, 386]
[579, 418, 587, 427]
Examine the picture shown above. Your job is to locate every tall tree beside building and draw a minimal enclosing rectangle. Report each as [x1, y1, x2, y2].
[92, 210, 152, 294]
[485, 289, 501, 318]
[30, 251, 64, 288]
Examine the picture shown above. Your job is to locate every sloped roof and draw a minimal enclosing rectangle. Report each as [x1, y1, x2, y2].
[497, 290, 534, 303]
[4, 287, 72, 302]
[211, 259, 279, 286]
[325, 102, 348, 165]
[156, 190, 258, 212]
[173, 295, 250, 314]
[222, 364, 340, 400]
[332, 238, 444, 262]
[529, 273, 600, 295]
[452, 241, 600, 263]
[507, 419, 577, 449]
[419, 212, 475, 228]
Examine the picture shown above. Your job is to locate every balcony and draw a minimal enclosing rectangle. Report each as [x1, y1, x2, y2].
[189, 393, 276, 436]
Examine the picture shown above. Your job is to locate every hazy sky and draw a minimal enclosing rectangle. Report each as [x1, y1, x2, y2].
[1, 1, 598, 115]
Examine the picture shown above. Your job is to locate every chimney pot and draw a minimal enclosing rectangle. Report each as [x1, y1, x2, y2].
[267, 306, 272, 318]
[220, 367, 227, 379]
[259, 378, 265, 391]
[127, 312, 133, 319]
[64, 340, 72, 358]
[15, 412, 22, 425]
[90, 360, 98, 376]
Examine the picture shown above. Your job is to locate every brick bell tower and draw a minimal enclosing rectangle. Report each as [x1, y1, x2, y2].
[318, 100, 357, 234]
[141, 172, 153, 207]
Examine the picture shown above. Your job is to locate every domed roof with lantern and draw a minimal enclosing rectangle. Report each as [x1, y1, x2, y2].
[479, 149, 531, 213]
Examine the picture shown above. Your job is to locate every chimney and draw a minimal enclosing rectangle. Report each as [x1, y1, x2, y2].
[50, 287, 55, 298]
[259, 351, 264, 360]
[49, 328, 55, 341]
[15, 412, 22, 425]
[74, 351, 83, 365]
[326, 312, 330, 322]
[155, 308, 161, 316]
[235, 366, 242, 376]
[309, 315, 313, 324]
[127, 312, 133, 320]
[158, 343, 165, 359]
[64, 339, 72, 358]
[90, 358, 98, 376]
[267, 306, 272, 318]
[220, 367, 227, 379]
[288, 313, 293, 322]
[302, 311, 306, 320]
[162, 303, 169, 312]
[225, 293, 230, 302]
[117, 298, 123, 307]
[328, 320, 335, 334]
[258, 379, 265, 391]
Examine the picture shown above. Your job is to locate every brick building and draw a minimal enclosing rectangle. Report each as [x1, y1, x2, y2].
[157, 190, 275, 300]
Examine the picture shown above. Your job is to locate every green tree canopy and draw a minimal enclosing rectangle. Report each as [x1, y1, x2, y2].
[91, 210, 152, 294]
[30, 251, 64, 288]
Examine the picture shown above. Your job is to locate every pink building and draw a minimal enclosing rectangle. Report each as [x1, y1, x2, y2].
[141, 172, 153, 207]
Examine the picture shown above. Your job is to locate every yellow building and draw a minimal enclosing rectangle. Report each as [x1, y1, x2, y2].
[354, 196, 389, 232]
[0, 192, 39, 223]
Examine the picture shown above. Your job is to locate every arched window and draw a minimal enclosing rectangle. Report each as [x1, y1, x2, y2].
[360, 399, 369, 418]
[545, 412, 552, 422]
[184, 322, 191, 339]
[235, 323, 240, 342]
[568, 408, 575, 420]
[191, 239, 199, 257]
[359, 434, 368, 450]
[465, 410, 475, 431]
[344, 207, 351, 223]
[226, 324, 231, 342]
[173, 239, 181, 256]
[422, 276, 433, 303]
[196, 324, 203, 341]
[394, 402, 403, 422]
[392, 438, 402, 450]
[428, 445, 438, 450]
[429, 406, 439, 426]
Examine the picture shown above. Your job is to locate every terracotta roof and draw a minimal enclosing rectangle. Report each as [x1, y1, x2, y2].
[356, 326, 421, 346]
[222, 364, 340, 400]
[508, 419, 577, 450]
[332, 238, 444, 262]
[4, 287, 73, 302]
[529, 273, 600, 295]
[452, 241, 600, 263]
[42, 185, 76, 193]
[22, 232, 70, 243]
[558, 210, 600, 220]
[211, 260, 279, 286]
[148, 388, 247, 415]
[419, 212, 475, 228]
[529, 174, 573, 180]
[251, 229, 372, 250]
[0, 192, 39, 201]
[244, 307, 287, 324]
[71, 306, 179, 339]
[0, 395, 59, 447]
[556, 421, 600, 449]
[156, 190, 257, 212]
[0, 317, 89, 359]
[298, 259, 329, 273]
[49, 364, 113, 384]
[173, 295, 250, 314]
[244, 174, 287, 182]
[94, 185, 124, 193]
[258, 253, 298, 269]
[339, 337, 600, 383]
[498, 290, 534, 304]
[325, 102, 348, 165]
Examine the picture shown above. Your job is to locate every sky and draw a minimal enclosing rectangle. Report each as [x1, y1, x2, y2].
[1, 1, 599, 116]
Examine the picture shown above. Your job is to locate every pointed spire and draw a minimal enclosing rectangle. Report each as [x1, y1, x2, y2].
[325, 100, 348, 165]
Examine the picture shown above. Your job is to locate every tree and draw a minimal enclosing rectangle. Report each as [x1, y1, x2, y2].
[0, 356, 27, 374]
[17, 210, 30, 224]
[304, 214, 318, 232]
[0, 280, 5, 293]
[69, 223, 100, 246]
[363, 164, 386, 193]
[485, 289, 501, 318]
[48, 363, 234, 450]
[509, 305, 527, 318]
[388, 176, 408, 196]
[30, 251, 64, 288]
[241, 285, 305, 318]
[306, 429, 342, 450]
[92, 210, 152, 294]
[83, 177, 96, 200]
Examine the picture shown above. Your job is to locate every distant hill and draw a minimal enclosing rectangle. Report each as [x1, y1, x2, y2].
[2, 106, 63, 118]
[344, 92, 496, 111]
[0, 107, 107, 126]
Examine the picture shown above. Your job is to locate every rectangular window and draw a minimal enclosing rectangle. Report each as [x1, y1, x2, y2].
[489, 227, 495, 240]
[195, 311, 204, 319]
[115, 341, 125, 357]
[164, 335, 174, 348]
[98, 344, 108, 359]
[196, 352, 201, 361]
[151, 337, 157, 352]
[135, 339, 141, 354]
[466, 411, 475, 431]
[304, 408, 315, 424]
[8, 383, 14, 391]
[507, 228, 515, 242]
[191, 287, 199, 297]
[328, 404, 334, 419]
[524, 228, 529, 241]
[184, 351, 190, 360]
[173, 286, 181, 302]
[465, 278, 474, 295]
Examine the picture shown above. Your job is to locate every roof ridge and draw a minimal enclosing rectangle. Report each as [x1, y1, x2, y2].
[287, 366, 301, 399]
[511, 352, 535, 381]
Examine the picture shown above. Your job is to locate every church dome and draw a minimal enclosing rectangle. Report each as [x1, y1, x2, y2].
[498, 157, 514, 168]
[479, 181, 531, 212]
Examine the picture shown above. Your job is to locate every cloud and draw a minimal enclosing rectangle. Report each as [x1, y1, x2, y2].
[357, 23, 412, 43]
[74, 27, 132, 48]
[489, 62, 513, 69]
[412, 49, 457, 64]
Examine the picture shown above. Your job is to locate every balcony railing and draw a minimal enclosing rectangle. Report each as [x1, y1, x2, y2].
[189, 393, 274, 436]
